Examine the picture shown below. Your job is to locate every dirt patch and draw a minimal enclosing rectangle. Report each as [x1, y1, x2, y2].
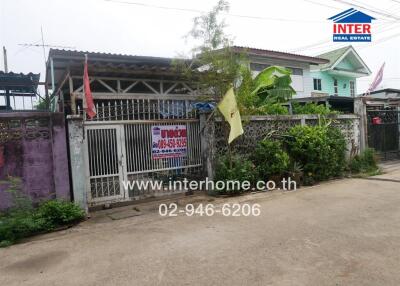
[4, 250, 68, 274]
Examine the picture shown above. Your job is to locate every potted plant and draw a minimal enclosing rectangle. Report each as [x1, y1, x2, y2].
[287, 161, 303, 187]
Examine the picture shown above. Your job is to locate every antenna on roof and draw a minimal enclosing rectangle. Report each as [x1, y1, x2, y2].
[18, 26, 75, 69]
[18, 27, 75, 108]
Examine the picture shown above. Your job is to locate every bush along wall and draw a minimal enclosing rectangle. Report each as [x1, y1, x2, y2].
[214, 154, 256, 195]
[0, 186, 85, 247]
[214, 123, 349, 191]
[285, 125, 347, 185]
[251, 139, 289, 183]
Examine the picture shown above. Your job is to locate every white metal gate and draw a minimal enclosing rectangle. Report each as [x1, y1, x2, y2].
[85, 125, 125, 204]
[84, 119, 202, 205]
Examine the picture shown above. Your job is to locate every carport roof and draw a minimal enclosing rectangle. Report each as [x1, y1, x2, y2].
[45, 49, 190, 89]
[0, 71, 40, 93]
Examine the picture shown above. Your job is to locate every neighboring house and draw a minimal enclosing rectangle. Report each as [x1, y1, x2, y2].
[366, 88, 400, 99]
[0, 71, 70, 211]
[0, 71, 40, 111]
[302, 45, 371, 112]
[230, 46, 329, 98]
[361, 88, 400, 110]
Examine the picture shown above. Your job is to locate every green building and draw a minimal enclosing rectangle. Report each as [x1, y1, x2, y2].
[297, 45, 371, 112]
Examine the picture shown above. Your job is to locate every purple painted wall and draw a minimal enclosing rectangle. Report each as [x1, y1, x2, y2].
[0, 112, 70, 210]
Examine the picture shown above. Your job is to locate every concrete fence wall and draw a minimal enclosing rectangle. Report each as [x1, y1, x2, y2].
[214, 114, 361, 156]
[0, 112, 70, 210]
[202, 113, 361, 178]
[214, 114, 361, 154]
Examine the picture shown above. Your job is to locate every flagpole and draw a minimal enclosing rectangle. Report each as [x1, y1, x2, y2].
[224, 121, 233, 169]
[82, 54, 88, 119]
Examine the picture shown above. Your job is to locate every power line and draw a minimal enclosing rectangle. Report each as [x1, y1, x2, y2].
[346, 0, 400, 18]
[291, 21, 400, 54]
[290, 0, 400, 54]
[300, 0, 342, 10]
[104, 0, 326, 23]
[328, 0, 400, 21]
[359, 30, 400, 49]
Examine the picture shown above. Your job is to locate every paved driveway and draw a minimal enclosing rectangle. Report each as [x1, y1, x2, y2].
[1, 170, 400, 286]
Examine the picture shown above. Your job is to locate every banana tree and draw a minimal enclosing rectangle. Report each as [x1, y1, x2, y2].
[251, 66, 296, 105]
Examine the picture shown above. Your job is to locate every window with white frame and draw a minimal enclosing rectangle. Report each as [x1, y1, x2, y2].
[313, 78, 322, 91]
[350, 81, 355, 97]
[287, 67, 303, 76]
[250, 63, 270, 71]
[334, 79, 338, 96]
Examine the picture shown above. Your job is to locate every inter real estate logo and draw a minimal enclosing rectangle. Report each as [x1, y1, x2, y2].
[328, 8, 376, 42]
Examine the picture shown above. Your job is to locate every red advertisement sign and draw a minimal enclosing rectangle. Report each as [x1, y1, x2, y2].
[152, 125, 187, 159]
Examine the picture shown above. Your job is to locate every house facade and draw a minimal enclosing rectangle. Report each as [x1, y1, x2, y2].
[230, 46, 329, 98]
[46, 49, 206, 210]
[230, 45, 372, 113]
[305, 45, 371, 112]
[310, 46, 371, 97]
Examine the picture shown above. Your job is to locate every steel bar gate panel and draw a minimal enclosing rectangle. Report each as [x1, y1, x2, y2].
[85, 126, 125, 203]
[367, 110, 400, 160]
[85, 119, 202, 205]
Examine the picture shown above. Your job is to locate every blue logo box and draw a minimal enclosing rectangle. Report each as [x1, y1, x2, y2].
[333, 34, 371, 42]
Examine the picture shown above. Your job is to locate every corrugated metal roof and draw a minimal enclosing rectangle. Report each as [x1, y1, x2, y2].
[231, 46, 329, 65]
[48, 49, 176, 65]
[46, 49, 188, 87]
[0, 71, 40, 92]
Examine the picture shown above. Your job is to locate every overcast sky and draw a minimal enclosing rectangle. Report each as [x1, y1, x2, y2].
[1, 0, 399, 98]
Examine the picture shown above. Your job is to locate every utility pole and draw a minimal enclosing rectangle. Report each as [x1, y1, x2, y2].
[3, 46, 8, 73]
[3, 46, 10, 110]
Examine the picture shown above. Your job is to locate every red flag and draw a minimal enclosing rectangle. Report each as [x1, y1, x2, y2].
[84, 55, 96, 119]
[365, 62, 385, 96]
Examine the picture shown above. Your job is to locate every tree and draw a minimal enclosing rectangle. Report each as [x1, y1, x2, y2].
[177, 0, 295, 115]
[236, 66, 295, 115]
[175, 0, 246, 100]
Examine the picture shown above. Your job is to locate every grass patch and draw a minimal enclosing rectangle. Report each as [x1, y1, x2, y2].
[0, 200, 85, 247]
[349, 148, 380, 176]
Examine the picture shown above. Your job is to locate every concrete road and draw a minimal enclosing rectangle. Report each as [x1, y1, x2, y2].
[1, 170, 400, 286]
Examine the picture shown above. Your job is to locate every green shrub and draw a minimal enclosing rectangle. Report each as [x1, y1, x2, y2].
[292, 102, 340, 115]
[350, 148, 379, 174]
[261, 104, 289, 115]
[35, 200, 85, 229]
[0, 210, 45, 245]
[251, 139, 289, 179]
[285, 125, 346, 184]
[214, 154, 256, 195]
[0, 200, 85, 247]
[240, 103, 289, 115]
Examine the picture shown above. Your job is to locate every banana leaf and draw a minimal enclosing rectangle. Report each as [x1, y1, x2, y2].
[251, 66, 296, 104]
